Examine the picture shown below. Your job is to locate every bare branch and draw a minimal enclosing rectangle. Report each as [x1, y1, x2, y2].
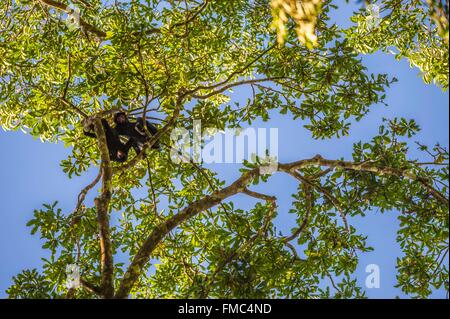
[187, 43, 278, 96]
[243, 188, 277, 202]
[73, 0, 93, 9]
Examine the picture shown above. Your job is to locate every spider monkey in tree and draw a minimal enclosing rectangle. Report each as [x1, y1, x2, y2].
[83, 118, 134, 163]
[113, 112, 160, 155]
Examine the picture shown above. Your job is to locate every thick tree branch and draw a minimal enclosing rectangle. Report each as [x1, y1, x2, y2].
[115, 168, 261, 298]
[279, 155, 449, 207]
[92, 118, 114, 298]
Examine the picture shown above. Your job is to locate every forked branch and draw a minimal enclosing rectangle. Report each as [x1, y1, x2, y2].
[114, 155, 448, 298]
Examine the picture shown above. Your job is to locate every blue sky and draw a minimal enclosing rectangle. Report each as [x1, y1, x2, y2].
[0, 2, 448, 298]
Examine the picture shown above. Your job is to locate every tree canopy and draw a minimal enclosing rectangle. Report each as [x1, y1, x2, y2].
[0, 0, 448, 299]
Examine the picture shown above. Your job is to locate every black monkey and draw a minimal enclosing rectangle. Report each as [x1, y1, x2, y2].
[113, 112, 160, 154]
[83, 118, 134, 163]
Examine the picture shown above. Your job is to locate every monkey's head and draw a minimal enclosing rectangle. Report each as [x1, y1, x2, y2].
[114, 112, 128, 125]
[116, 150, 127, 161]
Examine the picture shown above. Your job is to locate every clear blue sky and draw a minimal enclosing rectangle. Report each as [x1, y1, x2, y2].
[0, 2, 448, 298]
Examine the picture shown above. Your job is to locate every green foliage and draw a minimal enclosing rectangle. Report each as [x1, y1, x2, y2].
[345, 0, 449, 89]
[0, 0, 448, 299]
[6, 269, 57, 299]
[427, 0, 449, 43]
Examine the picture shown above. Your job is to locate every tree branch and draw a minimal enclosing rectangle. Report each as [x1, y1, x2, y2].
[191, 77, 286, 100]
[170, 0, 210, 31]
[186, 43, 278, 96]
[287, 171, 349, 232]
[114, 155, 449, 298]
[283, 183, 312, 243]
[60, 98, 88, 118]
[70, 167, 102, 227]
[38, 0, 106, 38]
[115, 168, 261, 298]
[92, 118, 114, 298]
[279, 155, 449, 207]
[199, 194, 276, 298]
[243, 188, 277, 202]
[80, 277, 102, 296]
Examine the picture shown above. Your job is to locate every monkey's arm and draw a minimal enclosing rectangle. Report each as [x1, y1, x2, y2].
[83, 122, 97, 138]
